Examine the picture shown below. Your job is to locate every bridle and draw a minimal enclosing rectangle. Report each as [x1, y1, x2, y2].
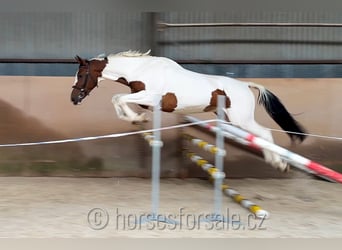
[72, 62, 98, 98]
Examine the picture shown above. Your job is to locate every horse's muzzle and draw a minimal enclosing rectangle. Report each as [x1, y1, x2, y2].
[71, 90, 86, 105]
[71, 95, 82, 105]
[72, 99, 79, 105]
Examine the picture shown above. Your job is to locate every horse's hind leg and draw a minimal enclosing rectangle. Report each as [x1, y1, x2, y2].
[223, 92, 288, 171]
[242, 120, 289, 171]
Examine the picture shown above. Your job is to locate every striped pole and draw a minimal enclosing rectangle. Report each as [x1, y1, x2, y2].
[221, 184, 270, 219]
[142, 131, 159, 146]
[183, 134, 226, 157]
[185, 116, 342, 184]
[184, 150, 269, 219]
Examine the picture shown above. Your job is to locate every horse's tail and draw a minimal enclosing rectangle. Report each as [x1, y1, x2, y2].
[248, 82, 307, 143]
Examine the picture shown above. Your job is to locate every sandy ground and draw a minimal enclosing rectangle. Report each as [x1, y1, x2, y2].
[0, 176, 341, 238]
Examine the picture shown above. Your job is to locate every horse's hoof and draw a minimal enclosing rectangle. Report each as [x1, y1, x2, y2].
[132, 120, 148, 125]
[278, 162, 290, 172]
[283, 165, 290, 172]
[134, 113, 149, 123]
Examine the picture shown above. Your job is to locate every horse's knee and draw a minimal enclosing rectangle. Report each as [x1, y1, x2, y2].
[111, 94, 124, 104]
[111, 95, 118, 104]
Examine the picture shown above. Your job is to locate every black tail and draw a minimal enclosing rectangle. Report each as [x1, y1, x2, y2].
[256, 86, 307, 143]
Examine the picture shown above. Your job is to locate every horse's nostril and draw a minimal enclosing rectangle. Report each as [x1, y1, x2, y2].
[71, 96, 78, 105]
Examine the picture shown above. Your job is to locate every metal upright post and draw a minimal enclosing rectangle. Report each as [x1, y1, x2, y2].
[213, 95, 226, 219]
[151, 102, 162, 217]
[198, 95, 227, 223]
[139, 101, 178, 225]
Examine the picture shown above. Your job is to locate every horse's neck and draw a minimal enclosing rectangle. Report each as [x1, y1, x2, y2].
[102, 56, 150, 81]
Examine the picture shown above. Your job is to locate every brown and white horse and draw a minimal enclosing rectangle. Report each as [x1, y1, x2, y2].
[71, 50, 306, 171]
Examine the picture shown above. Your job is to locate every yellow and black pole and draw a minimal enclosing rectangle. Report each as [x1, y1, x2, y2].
[183, 149, 269, 219]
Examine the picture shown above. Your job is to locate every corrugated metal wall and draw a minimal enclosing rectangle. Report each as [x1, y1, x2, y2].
[2, 11, 342, 60]
[0, 12, 151, 59]
[156, 11, 342, 60]
[1, 11, 342, 76]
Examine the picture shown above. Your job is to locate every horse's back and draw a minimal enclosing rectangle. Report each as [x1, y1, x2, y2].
[162, 60, 251, 96]
[140, 56, 252, 113]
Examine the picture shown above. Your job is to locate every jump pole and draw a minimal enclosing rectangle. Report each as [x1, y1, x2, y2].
[185, 116, 342, 184]
[183, 149, 269, 219]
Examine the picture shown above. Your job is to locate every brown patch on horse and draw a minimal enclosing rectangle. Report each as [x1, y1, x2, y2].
[128, 81, 146, 93]
[203, 89, 231, 112]
[161, 92, 177, 112]
[114, 79, 148, 109]
[129, 81, 148, 109]
[115, 79, 146, 93]
[116, 77, 128, 85]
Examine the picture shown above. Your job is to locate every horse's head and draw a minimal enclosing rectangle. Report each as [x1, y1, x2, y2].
[71, 55, 108, 105]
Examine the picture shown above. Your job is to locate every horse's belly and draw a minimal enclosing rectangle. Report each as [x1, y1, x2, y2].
[173, 105, 208, 114]
[159, 75, 226, 114]
[172, 95, 211, 114]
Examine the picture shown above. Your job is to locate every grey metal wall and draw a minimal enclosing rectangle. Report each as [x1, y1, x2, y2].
[156, 11, 342, 61]
[1, 11, 342, 77]
[0, 12, 152, 59]
[2, 11, 342, 60]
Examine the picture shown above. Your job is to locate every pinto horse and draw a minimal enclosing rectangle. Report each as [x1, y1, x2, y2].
[71, 50, 306, 171]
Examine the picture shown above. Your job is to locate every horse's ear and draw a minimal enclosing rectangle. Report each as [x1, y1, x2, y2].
[75, 55, 82, 63]
[75, 55, 86, 65]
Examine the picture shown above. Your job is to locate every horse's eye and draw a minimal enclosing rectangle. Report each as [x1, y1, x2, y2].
[78, 75, 82, 78]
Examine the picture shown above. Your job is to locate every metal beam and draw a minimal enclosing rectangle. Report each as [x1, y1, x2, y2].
[158, 22, 342, 30]
[2, 58, 342, 65]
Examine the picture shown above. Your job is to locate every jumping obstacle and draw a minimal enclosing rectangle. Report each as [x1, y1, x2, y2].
[183, 139, 269, 219]
[183, 96, 269, 220]
[185, 116, 342, 184]
[212, 96, 226, 221]
[139, 103, 177, 225]
[183, 94, 270, 219]
[183, 134, 226, 157]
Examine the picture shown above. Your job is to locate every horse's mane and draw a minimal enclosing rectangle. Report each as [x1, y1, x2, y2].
[109, 49, 151, 58]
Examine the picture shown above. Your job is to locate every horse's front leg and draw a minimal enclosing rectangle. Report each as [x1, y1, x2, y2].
[111, 94, 147, 122]
[111, 92, 159, 123]
[112, 94, 128, 119]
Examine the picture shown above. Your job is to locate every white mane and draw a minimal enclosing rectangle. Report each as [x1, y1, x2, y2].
[109, 49, 151, 58]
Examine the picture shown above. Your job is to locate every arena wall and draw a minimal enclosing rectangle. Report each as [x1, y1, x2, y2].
[0, 76, 341, 178]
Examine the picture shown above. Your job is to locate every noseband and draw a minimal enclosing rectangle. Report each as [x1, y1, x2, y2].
[72, 63, 98, 97]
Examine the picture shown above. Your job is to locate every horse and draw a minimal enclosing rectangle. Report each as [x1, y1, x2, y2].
[70, 50, 306, 172]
